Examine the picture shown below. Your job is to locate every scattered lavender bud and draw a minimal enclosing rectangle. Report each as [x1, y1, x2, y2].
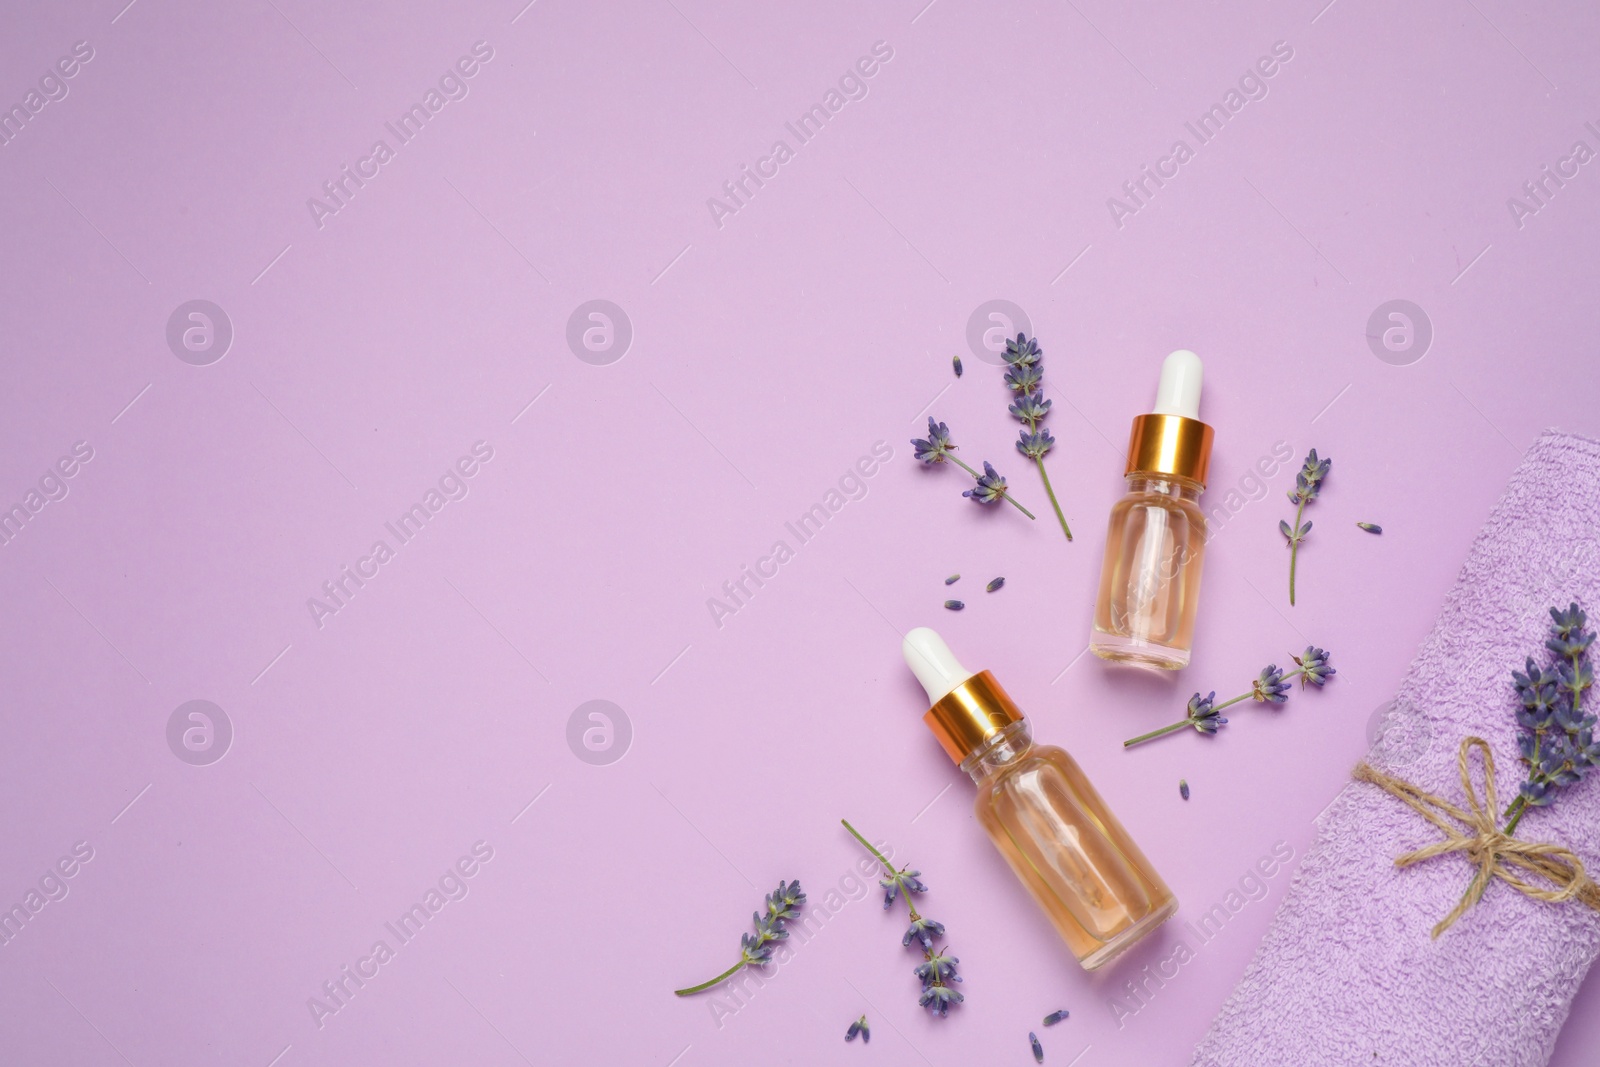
[945, 574, 960, 585]
[919, 981, 964, 1017]
[963, 462, 1013, 506]
[903, 914, 946, 950]
[1252, 665, 1291, 704]
[914, 950, 957, 985]
[1185, 692, 1227, 735]
[912, 418, 956, 465]
[944, 600, 964, 611]
[1017, 428, 1056, 460]
[1179, 779, 1190, 800]
[987, 577, 1005, 592]
[1009, 391, 1051, 423]
[1043, 1009, 1070, 1026]
[846, 1014, 869, 1042]
[952, 354, 963, 378]
[1003, 334, 1042, 369]
[1289, 448, 1332, 504]
[1357, 522, 1382, 534]
[879, 867, 928, 907]
[1292, 646, 1337, 688]
[1030, 1031, 1045, 1062]
[1004, 362, 1042, 393]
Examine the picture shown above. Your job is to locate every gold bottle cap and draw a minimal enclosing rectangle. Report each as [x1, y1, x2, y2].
[1125, 413, 1213, 486]
[923, 670, 1025, 764]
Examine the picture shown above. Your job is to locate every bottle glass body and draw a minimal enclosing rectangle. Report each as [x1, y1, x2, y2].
[1091, 474, 1206, 670]
[966, 721, 1177, 970]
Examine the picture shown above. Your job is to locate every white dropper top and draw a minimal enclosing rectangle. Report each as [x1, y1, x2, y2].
[1152, 349, 1203, 419]
[903, 627, 975, 705]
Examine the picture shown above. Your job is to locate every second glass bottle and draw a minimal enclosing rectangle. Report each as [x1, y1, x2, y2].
[1090, 350, 1214, 670]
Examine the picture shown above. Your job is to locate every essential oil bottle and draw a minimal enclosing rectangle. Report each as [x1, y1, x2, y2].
[1090, 350, 1214, 671]
[903, 628, 1177, 970]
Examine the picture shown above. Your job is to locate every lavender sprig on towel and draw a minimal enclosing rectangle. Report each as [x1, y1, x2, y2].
[1504, 602, 1598, 834]
[1190, 432, 1600, 1066]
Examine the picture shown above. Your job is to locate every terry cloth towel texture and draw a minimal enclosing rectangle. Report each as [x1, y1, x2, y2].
[1191, 430, 1600, 1067]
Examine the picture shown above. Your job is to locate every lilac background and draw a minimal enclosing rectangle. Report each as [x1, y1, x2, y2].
[3, 1, 1600, 1064]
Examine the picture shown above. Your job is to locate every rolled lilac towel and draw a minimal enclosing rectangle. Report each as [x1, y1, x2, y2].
[1192, 431, 1600, 1067]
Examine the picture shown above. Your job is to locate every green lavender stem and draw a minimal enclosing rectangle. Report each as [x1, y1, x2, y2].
[1123, 668, 1313, 748]
[842, 818, 893, 874]
[945, 455, 981, 480]
[1288, 497, 1307, 606]
[1017, 408, 1070, 541]
[1502, 729, 1541, 836]
[1004, 494, 1037, 520]
[1122, 720, 1194, 747]
[674, 958, 752, 996]
[1503, 795, 1528, 837]
[842, 819, 920, 920]
[1034, 455, 1072, 541]
[946, 456, 1037, 520]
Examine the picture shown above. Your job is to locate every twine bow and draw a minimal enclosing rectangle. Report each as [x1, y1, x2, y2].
[1353, 736, 1600, 938]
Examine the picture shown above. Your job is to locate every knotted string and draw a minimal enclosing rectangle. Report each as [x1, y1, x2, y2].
[1353, 736, 1600, 938]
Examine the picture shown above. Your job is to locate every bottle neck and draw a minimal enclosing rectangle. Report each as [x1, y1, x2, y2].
[1123, 473, 1202, 501]
[960, 720, 1034, 784]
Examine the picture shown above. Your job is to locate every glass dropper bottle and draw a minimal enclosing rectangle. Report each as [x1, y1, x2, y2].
[1090, 350, 1215, 670]
[904, 627, 1178, 969]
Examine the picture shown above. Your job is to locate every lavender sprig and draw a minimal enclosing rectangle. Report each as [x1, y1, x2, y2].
[1122, 691, 1228, 747]
[964, 462, 1029, 516]
[916, 950, 964, 1017]
[842, 819, 964, 1017]
[912, 417, 1036, 520]
[674, 879, 806, 995]
[1002, 333, 1073, 541]
[1503, 603, 1597, 835]
[1281, 449, 1331, 605]
[1123, 647, 1337, 748]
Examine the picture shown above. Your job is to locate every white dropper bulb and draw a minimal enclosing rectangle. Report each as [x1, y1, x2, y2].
[1152, 349, 1203, 419]
[902, 627, 975, 705]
